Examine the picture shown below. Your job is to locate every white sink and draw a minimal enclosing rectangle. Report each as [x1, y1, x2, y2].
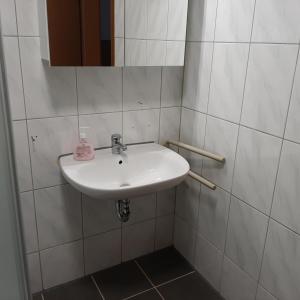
[59, 143, 189, 200]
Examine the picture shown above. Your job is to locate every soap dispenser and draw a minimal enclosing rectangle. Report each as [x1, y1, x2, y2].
[74, 127, 95, 161]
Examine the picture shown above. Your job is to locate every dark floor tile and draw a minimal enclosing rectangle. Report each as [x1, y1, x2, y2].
[93, 261, 152, 300]
[136, 247, 194, 285]
[158, 273, 224, 300]
[32, 293, 42, 300]
[129, 289, 162, 300]
[43, 277, 101, 300]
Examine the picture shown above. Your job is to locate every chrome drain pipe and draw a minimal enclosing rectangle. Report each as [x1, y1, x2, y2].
[116, 199, 130, 222]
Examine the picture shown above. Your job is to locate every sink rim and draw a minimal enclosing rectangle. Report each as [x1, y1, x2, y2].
[59, 142, 190, 199]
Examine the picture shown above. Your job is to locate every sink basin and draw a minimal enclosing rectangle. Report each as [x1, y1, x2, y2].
[59, 143, 189, 200]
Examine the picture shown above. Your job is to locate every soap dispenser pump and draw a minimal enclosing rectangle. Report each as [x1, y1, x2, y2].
[74, 127, 95, 161]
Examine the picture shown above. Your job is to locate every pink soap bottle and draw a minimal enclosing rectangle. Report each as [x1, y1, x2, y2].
[74, 127, 95, 161]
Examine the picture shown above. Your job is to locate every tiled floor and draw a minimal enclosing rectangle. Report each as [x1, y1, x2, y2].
[33, 247, 224, 300]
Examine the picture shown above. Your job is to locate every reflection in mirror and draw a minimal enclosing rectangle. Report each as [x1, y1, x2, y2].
[38, 0, 188, 67]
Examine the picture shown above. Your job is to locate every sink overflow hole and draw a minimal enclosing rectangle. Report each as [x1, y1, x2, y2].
[120, 183, 130, 187]
[119, 160, 123, 165]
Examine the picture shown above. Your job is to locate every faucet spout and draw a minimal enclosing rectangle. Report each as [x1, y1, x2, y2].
[111, 134, 127, 154]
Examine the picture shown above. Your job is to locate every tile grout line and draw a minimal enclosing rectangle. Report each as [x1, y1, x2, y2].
[190, 0, 220, 267]
[122, 288, 156, 300]
[155, 271, 196, 288]
[218, 0, 257, 291]
[76, 66, 83, 279]
[4, 34, 300, 45]
[122, 269, 196, 300]
[91, 275, 106, 300]
[154, 66, 164, 250]
[14, 4, 46, 289]
[180, 104, 300, 145]
[26, 214, 176, 257]
[254, 42, 300, 299]
[134, 260, 165, 300]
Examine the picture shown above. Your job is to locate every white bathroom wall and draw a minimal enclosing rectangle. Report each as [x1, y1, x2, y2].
[0, 0, 183, 293]
[175, 1, 300, 300]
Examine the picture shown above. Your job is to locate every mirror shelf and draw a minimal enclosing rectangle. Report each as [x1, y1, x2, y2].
[38, 0, 188, 67]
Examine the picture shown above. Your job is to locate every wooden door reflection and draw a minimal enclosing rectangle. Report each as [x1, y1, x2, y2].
[47, 0, 115, 66]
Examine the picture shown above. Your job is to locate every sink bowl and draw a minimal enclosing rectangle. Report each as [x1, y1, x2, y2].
[59, 143, 189, 200]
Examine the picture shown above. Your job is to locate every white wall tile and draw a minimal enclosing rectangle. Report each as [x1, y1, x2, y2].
[28, 116, 78, 189]
[79, 112, 122, 148]
[195, 234, 223, 290]
[123, 109, 160, 144]
[115, 38, 125, 67]
[260, 220, 300, 300]
[125, 39, 147, 66]
[77, 68, 122, 114]
[220, 257, 257, 300]
[114, 0, 124, 38]
[84, 230, 121, 275]
[126, 193, 156, 225]
[161, 67, 183, 107]
[252, 0, 300, 43]
[122, 219, 155, 261]
[146, 40, 166, 67]
[215, 0, 255, 42]
[20, 191, 38, 253]
[159, 107, 181, 145]
[174, 216, 196, 265]
[15, 0, 39, 36]
[155, 215, 174, 250]
[203, 116, 239, 192]
[176, 177, 200, 229]
[198, 187, 230, 251]
[256, 286, 277, 300]
[182, 42, 213, 113]
[2, 37, 25, 120]
[167, 0, 188, 41]
[125, 0, 147, 39]
[35, 185, 82, 250]
[156, 189, 175, 217]
[123, 67, 161, 110]
[232, 127, 281, 214]
[19, 37, 77, 119]
[40, 240, 84, 289]
[225, 197, 268, 279]
[179, 149, 203, 176]
[166, 41, 185, 66]
[27, 252, 42, 294]
[12, 120, 32, 192]
[208, 43, 249, 123]
[0, 0, 18, 35]
[82, 195, 120, 237]
[285, 59, 300, 144]
[187, 0, 218, 42]
[241, 44, 298, 137]
[147, 0, 168, 40]
[179, 108, 206, 173]
[180, 108, 206, 148]
[272, 141, 300, 234]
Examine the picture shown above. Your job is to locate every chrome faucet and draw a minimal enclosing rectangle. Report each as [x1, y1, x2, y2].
[111, 134, 127, 154]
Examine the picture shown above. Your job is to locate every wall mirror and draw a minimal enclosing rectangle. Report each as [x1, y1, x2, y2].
[38, 0, 188, 67]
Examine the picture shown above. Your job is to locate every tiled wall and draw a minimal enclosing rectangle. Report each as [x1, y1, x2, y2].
[0, 0, 183, 293]
[115, 0, 188, 66]
[175, 1, 300, 300]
